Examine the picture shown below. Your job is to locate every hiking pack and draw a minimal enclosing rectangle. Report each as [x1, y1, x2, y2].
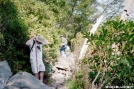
[30, 40, 35, 52]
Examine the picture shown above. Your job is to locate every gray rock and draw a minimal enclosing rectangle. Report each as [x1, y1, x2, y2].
[0, 60, 12, 89]
[0, 81, 5, 89]
[6, 72, 52, 89]
[3, 86, 20, 89]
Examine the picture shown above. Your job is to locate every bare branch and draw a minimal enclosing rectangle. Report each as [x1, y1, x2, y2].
[92, 70, 101, 89]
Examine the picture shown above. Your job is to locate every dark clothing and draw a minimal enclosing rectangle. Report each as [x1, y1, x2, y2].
[60, 37, 68, 57]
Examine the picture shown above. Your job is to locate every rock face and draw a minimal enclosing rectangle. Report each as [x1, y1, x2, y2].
[50, 53, 76, 89]
[0, 60, 53, 89]
[5, 72, 52, 89]
[0, 52, 76, 89]
[0, 60, 12, 89]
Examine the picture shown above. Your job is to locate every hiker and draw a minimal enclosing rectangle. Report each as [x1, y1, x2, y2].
[60, 35, 68, 57]
[26, 35, 49, 82]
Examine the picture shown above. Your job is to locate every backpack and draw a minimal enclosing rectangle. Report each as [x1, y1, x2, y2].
[30, 40, 35, 52]
[23, 40, 35, 58]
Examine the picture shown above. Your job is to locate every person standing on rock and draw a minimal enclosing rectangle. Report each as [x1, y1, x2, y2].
[60, 35, 68, 57]
[26, 35, 49, 82]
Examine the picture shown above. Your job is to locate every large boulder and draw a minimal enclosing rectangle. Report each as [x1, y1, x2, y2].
[0, 60, 12, 89]
[6, 72, 53, 89]
[50, 54, 76, 89]
[55, 56, 73, 71]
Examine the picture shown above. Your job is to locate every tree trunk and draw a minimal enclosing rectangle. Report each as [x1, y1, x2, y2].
[120, 0, 134, 21]
[78, 15, 104, 60]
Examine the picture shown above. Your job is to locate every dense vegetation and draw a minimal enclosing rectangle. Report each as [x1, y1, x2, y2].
[68, 20, 134, 89]
[82, 20, 134, 88]
[0, 0, 93, 74]
[0, 0, 30, 73]
[0, 0, 134, 88]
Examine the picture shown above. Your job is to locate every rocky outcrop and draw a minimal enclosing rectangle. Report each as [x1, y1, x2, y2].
[0, 51, 76, 89]
[0, 60, 12, 89]
[5, 72, 52, 89]
[50, 53, 76, 89]
[0, 60, 53, 89]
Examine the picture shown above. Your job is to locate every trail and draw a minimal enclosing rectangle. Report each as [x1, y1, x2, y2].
[49, 53, 76, 89]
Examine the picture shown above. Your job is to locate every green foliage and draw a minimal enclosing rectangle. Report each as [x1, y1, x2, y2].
[0, 0, 97, 77]
[0, 33, 5, 56]
[43, 61, 52, 77]
[68, 70, 85, 89]
[13, 0, 67, 60]
[44, 0, 94, 39]
[0, 0, 69, 74]
[83, 20, 134, 87]
[0, 0, 30, 74]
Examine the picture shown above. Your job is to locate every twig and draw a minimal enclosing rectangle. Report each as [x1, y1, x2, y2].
[92, 70, 100, 89]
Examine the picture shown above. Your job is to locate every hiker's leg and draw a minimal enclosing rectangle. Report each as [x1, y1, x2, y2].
[30, 59, 39, 79]
[34, 73, 39, 79]
[64, 45, 68, 57]
[39, 71, 44, 82]
[65, 48, 68, 57]
[60, 46, 64, 55]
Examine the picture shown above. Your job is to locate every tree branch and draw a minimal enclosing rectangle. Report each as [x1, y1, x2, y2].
[92, 70, 100, 89]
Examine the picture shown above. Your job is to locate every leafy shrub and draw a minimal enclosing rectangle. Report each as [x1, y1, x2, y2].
[68, 70, 85, 89]
[0, 0, 30, 74]
[83, 20, 134, 88]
